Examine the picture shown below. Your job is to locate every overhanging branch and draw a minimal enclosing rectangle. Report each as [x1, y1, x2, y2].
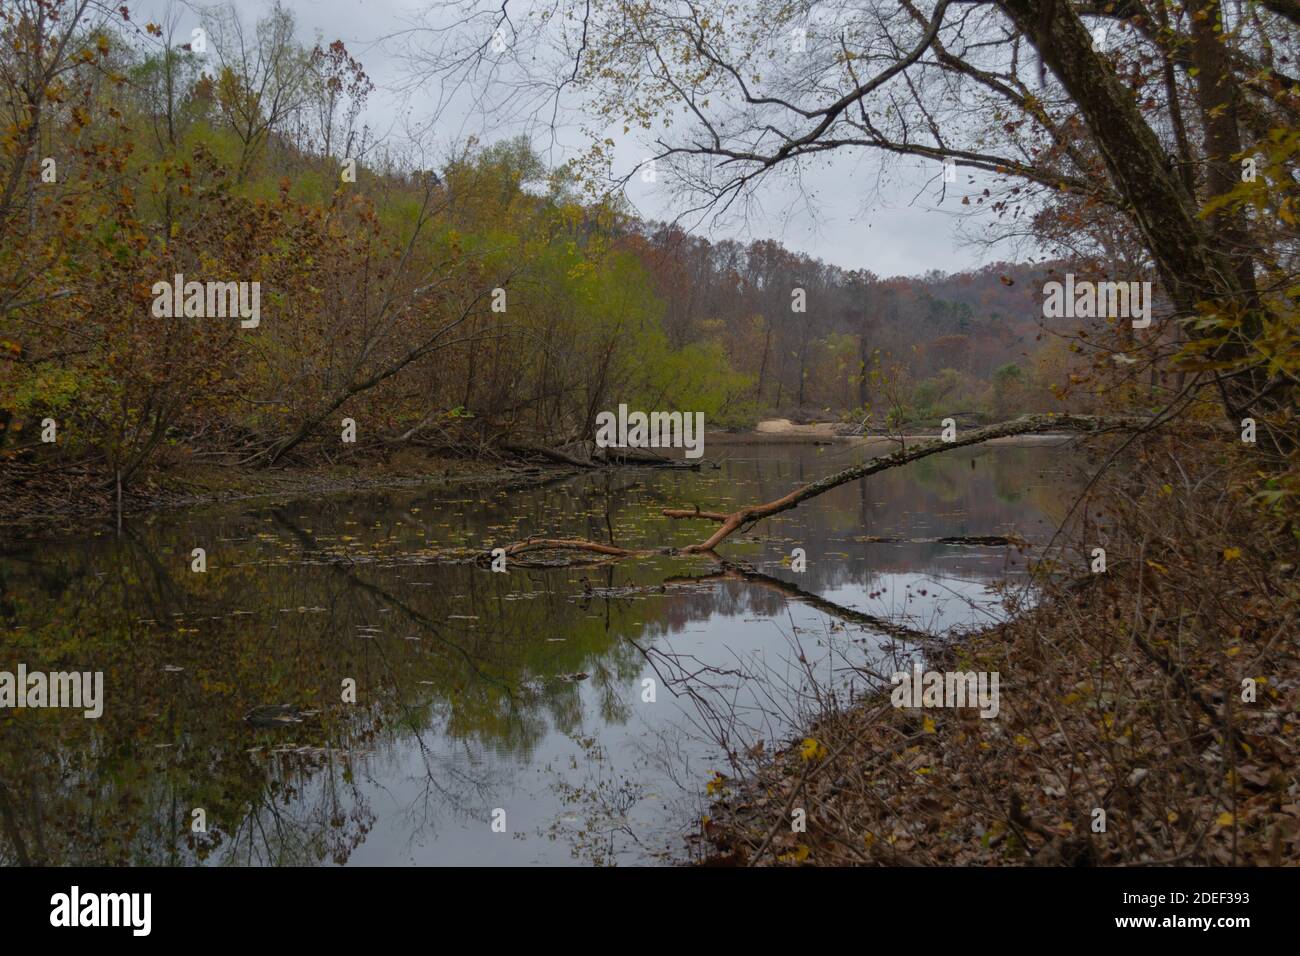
[494, 413, 1151, 561]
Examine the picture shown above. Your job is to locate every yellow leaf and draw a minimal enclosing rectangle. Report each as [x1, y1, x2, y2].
[1216, 811, 1235, 826]
[1223, 547, 1241, 561]
[922, 715, 936, 734]
[800, 738, 828, 762]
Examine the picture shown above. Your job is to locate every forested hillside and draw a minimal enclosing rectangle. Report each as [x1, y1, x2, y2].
[0, 2, 1106, 519]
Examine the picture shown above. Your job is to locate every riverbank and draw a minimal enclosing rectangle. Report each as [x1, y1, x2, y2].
[0, 449, 578, 534]
[0, 426, 1050, 530]
[695, 446, 1299, 867]
[1, 425, 1069, 530]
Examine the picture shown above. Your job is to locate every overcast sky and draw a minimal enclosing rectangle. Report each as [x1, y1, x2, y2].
[137, 0, 1030, 278]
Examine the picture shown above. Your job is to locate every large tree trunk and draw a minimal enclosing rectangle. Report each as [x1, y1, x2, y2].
[755, 320, 771, 402]
[997, 0, 1272, 421]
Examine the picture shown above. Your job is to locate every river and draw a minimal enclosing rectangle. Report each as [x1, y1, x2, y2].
[0, 440, 1082, 865]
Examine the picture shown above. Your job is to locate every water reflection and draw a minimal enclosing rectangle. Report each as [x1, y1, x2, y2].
[0, 442, 1080, 865]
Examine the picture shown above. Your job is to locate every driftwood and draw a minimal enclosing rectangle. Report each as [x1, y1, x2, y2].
[494, 414, 1150, 561]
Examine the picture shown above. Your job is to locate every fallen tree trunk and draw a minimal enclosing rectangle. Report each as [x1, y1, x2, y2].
[494, 413, 1151, 560]
[597, 445, 704, 468]
[499, 442, 595, 468]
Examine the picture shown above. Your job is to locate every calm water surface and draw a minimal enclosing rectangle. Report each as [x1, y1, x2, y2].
[0, 442, 1082, 865]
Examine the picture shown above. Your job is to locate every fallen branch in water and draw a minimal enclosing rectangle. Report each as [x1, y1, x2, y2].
[666, 560, 941, 645]
[491, 414, 1151, 562]
[497, 536, 665, 561]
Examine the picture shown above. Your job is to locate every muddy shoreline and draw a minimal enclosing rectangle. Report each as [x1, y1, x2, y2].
[0, 453, 580, 535]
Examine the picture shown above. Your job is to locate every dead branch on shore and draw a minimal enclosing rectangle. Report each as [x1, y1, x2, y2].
[492, 414, 1151, 563]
